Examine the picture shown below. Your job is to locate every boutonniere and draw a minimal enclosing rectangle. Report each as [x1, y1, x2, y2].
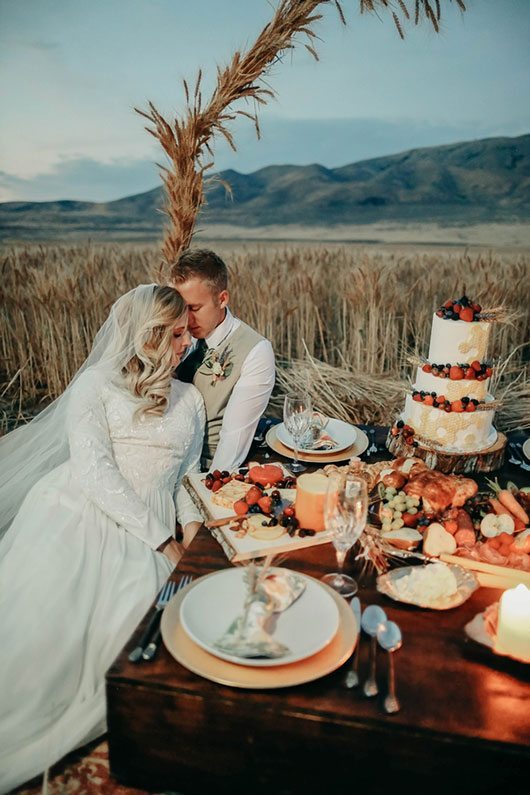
[200, 344, 234, 386]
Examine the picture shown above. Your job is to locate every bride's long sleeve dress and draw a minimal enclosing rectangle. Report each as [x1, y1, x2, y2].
[0, 369, 206, 794]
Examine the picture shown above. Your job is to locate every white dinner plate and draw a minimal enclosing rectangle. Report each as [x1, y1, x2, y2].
[276, 418, 357, 455]
[523, 438, 530, 461]
[179, 566, 340, 667]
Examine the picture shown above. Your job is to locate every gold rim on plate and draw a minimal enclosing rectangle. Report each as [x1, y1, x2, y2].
[161, 571, 358, 689]
[265, 424, 369, 464]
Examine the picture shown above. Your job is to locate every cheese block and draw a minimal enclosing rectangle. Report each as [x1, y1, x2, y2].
[294, 472, 329, 532]
[210, 479, 251, 510]
[423, 523, 457, 557]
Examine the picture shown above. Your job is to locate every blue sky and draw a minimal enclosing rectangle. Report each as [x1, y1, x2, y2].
[1, 0, 529, 202]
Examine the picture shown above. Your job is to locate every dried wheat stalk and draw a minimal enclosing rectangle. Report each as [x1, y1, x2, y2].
[135, 1, 464, 276]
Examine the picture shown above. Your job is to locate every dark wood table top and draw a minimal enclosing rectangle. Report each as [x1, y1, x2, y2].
[106, 426, 530, 795]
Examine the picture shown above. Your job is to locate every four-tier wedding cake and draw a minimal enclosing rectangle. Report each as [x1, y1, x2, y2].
[392, 295, 499, 456]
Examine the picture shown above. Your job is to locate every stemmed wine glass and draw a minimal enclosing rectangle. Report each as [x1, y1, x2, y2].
[322, 473, 368, 597]
[283, 393, 312, 474]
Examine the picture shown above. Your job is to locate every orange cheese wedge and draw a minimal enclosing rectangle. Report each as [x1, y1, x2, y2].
[294, 473, 329, 532]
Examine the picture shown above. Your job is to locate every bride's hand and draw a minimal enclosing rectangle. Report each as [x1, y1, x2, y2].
[157, 538, 184, 565]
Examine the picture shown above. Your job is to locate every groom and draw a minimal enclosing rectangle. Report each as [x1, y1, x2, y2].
[171, 248, 276, 474]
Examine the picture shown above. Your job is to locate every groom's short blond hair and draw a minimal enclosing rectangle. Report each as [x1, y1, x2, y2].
[170, 248, 228, 294]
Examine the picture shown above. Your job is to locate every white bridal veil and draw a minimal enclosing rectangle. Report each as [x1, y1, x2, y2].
[0, 283, 158, 542]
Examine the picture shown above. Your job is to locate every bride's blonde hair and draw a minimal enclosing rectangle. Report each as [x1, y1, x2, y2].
[121, 285, 187, 418]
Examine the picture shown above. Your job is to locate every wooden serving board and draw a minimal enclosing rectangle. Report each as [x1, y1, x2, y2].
[185, 467, 333, 563]
[386, 430, 507, 474]
[440, 552, 530, 589]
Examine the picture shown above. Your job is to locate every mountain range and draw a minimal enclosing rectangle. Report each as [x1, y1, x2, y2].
[1, 134, 529, 242]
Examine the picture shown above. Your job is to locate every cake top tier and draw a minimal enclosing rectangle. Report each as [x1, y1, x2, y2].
[435, 294, 482, 323]
[428, 312, 491, 364]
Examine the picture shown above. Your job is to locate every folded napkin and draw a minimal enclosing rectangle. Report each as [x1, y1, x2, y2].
[301, 431, 338, 451]
[214, 565, 306, 659]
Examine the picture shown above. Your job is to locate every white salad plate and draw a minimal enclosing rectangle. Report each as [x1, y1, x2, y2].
[523, 438, 530, 461]
[179, 566, 340, 667]
[276, 418, 358, 455]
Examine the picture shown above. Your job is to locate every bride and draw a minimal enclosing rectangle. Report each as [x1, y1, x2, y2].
[0, 284, 206, 794]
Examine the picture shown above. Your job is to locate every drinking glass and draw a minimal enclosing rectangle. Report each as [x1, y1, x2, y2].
[283, 393, 312, 473]
[322, 473, 368, 597]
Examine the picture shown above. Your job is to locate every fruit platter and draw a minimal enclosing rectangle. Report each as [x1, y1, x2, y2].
[185, 463, 333, 562]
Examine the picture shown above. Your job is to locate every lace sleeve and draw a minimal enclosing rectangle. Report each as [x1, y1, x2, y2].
[66, 370, 173, 550]
[175, 388, 206, 527]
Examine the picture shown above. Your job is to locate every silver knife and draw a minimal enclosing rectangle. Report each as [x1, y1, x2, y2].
[344, 596, 361, 688]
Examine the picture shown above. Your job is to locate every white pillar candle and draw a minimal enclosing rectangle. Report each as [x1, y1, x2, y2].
[494, 583, 530, 662]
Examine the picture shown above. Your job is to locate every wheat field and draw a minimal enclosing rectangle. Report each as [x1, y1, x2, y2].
[1, 243, 529, 434]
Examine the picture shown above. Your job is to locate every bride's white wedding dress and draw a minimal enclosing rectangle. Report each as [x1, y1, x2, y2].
[0, 369, 205, 794]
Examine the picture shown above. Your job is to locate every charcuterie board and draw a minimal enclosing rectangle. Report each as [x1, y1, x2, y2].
[185, 464, 333, 563]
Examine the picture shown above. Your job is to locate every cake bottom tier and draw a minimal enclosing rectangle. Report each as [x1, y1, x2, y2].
[402, 393, 497, 453]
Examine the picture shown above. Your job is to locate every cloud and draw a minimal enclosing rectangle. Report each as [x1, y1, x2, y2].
[0, 157, 162, 202]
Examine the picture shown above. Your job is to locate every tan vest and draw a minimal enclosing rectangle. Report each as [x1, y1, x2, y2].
[192, 320, 265, 468]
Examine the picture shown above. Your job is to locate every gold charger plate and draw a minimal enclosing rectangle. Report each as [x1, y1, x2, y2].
[265, 424, 369, 464]
[161, 571, 358, 689]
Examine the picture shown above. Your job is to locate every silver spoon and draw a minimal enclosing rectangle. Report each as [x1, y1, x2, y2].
[377, 620, 402, 714]
[344, 596, 361, 688]
[361, 605, 387, 697]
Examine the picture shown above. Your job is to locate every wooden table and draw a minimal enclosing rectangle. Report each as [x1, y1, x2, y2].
[106, 427, 530, 795]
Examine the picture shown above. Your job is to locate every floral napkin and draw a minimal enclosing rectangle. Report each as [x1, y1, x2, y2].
[214, 564, 306, 659]
[301, 431, 338, 451]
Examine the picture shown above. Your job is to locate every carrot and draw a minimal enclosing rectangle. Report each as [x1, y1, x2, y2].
[497, 490, 529, 526]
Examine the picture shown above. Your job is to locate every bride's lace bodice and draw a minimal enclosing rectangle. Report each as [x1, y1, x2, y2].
[103, 380, 201, 492]
[65, 369, 206, 550]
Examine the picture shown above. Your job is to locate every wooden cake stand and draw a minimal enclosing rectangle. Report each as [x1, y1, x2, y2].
[385, 430, 507, 474]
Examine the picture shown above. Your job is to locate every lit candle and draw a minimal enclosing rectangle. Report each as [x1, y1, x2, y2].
[494, 583, 530, 662]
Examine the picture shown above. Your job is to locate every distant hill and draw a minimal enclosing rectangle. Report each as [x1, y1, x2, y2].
[1, 134, 529, 241]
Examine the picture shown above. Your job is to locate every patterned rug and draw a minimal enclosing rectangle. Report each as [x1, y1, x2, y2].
[11, 737, 170, 795]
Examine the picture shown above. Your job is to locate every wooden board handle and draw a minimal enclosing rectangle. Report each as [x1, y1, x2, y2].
[205, 514, 246, 529]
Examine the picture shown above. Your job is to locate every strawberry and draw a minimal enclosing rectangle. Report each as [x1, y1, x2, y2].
[257, 495, 273, 515]
[436, 310, 444, 318]
[423, 395, 434, 405]
[471, 360, 482, 372]
[465, 402, 476, 412]
[412, 393, 422, 402]
[422, 363, 432, 373]
[485, 367, 493, 377]
[472, 303, 482, 313]
[211, 479, 223, 492]
[449, 365, 464, 380]
[453, 303, 462, 314]
[402, 512, 419, 528]
[234, 499, 249, 515]
[435, 395, 446, 405]
[451, 399, 464, 412]
[443, 299, 453, 309]
[459, 307, 475, 322]
[283, 505, 295, 518]
[245, 486, 263, 505]
[464, 367, 476, 379]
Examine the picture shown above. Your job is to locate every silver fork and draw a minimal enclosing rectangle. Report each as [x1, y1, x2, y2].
[128, 577, 183, 662]
[141, 574, 193, 660]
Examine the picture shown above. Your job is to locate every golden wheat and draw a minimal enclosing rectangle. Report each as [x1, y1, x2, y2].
[1, 242, 528, 434]
[136, 0, 460, 273]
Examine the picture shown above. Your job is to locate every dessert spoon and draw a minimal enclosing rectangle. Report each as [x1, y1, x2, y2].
[361, 604, 387, 697]
[377, 620, 402, 714]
